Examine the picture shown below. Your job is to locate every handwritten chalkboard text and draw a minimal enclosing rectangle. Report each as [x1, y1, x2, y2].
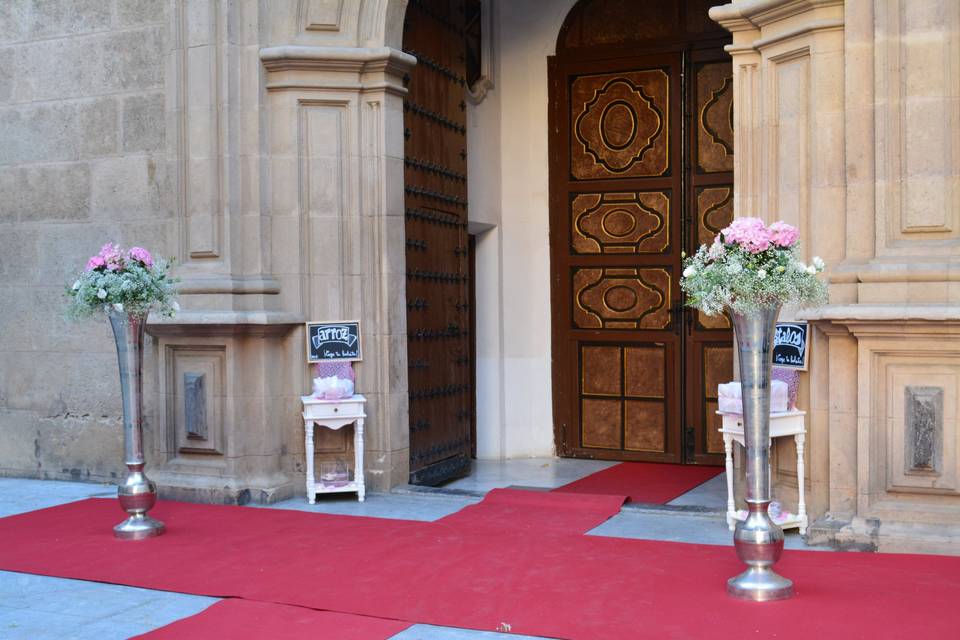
[307, 321, 362, 362]
[772, 322, 808, 370]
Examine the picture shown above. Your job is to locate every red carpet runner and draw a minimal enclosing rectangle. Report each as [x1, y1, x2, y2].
[437, 487, 625, 535]
[1, 492, 959, 639]
[553, 461, 724, 504]
[133, 599, 410, 640]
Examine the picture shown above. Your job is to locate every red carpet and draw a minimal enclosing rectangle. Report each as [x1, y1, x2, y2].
[2, 494, 960, 639]
[554, 461, 724, 504]
[133, 599, 410, 639]
[437, 487, 625, 535]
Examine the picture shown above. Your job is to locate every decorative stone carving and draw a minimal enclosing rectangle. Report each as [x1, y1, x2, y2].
[905, 386, 943, 474]
[183, 372, 207, 441]
[300, 0, 345, 31]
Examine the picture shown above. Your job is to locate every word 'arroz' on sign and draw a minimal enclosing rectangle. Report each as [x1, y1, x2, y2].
[312, 326, 358, 349]
[306, 321, 362, 363]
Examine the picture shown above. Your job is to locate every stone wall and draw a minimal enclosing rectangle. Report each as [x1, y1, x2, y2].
[0, 0, 413, 503]
[0, 0, 172, 483]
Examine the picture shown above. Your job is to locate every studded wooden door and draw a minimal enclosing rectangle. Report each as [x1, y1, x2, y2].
[403, 0, 473, 485]
[549, 0, 732, 465]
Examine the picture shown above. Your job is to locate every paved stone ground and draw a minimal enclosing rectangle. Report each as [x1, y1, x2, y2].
[0, 465, 821, 639]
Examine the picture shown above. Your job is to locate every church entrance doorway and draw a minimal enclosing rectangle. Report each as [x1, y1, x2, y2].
[549, 0, 734, 465]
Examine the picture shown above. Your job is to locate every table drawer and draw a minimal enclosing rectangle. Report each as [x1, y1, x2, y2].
[303, 402, 364, 420]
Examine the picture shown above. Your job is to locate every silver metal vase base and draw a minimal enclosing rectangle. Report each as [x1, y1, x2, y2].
[727, 501, 793, 601]
[114, 463, 165, 540]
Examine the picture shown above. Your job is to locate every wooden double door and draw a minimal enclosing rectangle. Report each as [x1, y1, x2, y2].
[549, 40, 735, 465]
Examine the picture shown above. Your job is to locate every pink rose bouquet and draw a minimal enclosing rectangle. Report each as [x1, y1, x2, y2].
[680, 218, 827, 315]
[67, 243, 178, 318]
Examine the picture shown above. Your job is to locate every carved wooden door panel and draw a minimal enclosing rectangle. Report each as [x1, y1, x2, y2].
[403, 0, 473, 485]
[550, 54, 684, 463]
[685, 52, 735, 465]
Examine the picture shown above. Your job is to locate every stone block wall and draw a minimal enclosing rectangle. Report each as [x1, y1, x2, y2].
[0, 1, 172, 483]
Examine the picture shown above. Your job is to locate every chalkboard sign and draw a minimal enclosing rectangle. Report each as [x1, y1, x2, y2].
[306, 321, 362, 363]
[773, 322, 808, 370]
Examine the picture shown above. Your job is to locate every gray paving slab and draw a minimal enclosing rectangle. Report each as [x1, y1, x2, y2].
[589, 508, 828, 550]
[394, 624, 549, 639]
[440, 457, 617, 493]
[261, 490, 480, 521]
[0, 477, 114, 518]
[0, 572, 215, 639]
[666, 472, 728, 508]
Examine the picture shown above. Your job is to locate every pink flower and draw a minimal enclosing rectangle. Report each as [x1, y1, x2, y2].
[721, 217, 772, 254]
[85, 255, 106, 271]
[98, 242, 126, 271]
[768, 221, 799, 248]
[128, 246, 154, 267]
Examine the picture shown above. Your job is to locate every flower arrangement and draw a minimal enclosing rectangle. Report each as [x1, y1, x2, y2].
[680, 217, 827, 316]
[66, 243, 179, 318]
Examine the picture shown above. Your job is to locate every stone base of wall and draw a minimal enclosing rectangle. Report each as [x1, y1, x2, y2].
[809, 514, 960, 556]
[153, 470, 294, 506]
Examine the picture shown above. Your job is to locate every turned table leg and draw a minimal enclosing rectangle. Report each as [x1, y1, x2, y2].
[355, 418, 365, 502]
[305, 421, 316, 505]
[795, 432, 807, 535]
[724, 432, 736, 531]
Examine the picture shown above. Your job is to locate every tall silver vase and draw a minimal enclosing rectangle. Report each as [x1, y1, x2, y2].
[108, 309, 165, 540]
[727, 305, 793, 601]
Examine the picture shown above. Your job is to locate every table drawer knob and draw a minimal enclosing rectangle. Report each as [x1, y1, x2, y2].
[333, 407, 338, 412]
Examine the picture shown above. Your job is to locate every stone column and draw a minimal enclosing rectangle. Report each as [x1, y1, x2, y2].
[146, 0, 300, 504]
[716, 0, 960, 553]
[711, 0, 846, 524]
[255, 0, 414, 492]
[146, 0, 414, 501]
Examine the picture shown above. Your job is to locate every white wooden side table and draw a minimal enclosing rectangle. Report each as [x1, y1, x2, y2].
[718, 409, 807, 535]
[301, 394, 366, 503]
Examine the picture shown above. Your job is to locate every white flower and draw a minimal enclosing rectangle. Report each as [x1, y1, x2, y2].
[113, 303, 124, 312]
[708, 241, 725, 260]
[72, 280, 81, 291]
[812, 256, 825, 270]
[97, 289, 107, 299]
[727, 262, 742, 274]
[806, 265, 817, 275]
[682, 266, 696, 278]
[171, 301, 180, 312]
[757, 269, 767, 279]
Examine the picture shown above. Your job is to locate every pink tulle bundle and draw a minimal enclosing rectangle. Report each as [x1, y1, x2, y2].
[771, 367, 800, 410]
[315, 361, 355, 381]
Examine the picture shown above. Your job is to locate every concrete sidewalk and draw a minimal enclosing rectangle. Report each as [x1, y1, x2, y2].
[0, 476, 820, 639]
